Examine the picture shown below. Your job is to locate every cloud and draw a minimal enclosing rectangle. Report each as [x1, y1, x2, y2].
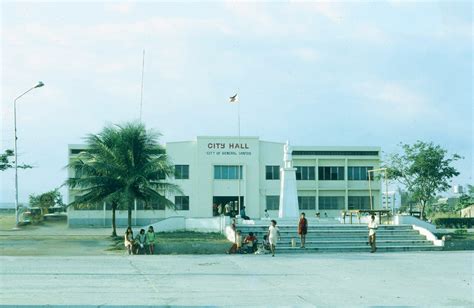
[104, 2, 136, 14]
[292, 1, 345, 23]
[292, 48, 320, 63]
[353, 81, 432, 119]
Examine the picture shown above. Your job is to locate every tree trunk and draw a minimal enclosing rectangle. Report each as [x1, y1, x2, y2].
[112, 203, 117, 237]
[128, 205, 132, 228]
[420, 201, 426, 221]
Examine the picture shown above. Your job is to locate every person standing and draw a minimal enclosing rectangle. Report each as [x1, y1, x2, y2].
[146, 226, 156, 255]
[368, 215, 378, 253]
[268, 220, 280, 257]
[298, 212, 308, 248]
[124, 227, 134, 255]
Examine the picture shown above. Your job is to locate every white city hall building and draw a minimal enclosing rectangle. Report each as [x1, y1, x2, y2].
[67, 136, 381, 227]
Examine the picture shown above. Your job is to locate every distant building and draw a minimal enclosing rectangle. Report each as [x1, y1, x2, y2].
[67, 136, 382, 227]
[381, 191, 401, 211]
[452, 185, 464, 194]
[460, 205, 474, 218]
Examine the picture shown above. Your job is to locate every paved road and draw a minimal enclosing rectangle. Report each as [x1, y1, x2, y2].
[1, 251, 472, 307]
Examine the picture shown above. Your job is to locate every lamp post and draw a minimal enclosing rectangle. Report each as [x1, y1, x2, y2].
[13, 81, 44, 228]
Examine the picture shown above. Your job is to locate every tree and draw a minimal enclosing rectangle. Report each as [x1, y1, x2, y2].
[29, 189, 64, 214]
[65, 122, 181, 236]
[456, 184, 474, 211]
[384, 141, 461, 220]
[0, 149, 33, 171]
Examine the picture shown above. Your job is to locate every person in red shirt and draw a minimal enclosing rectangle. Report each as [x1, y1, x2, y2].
[244, 232, 257, 253]
[298, 212, 308, 248]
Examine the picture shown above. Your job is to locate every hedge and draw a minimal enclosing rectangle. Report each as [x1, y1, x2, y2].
[434, 218, 474, 228]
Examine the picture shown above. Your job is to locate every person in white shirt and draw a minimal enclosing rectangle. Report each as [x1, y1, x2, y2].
[368, 215, 378, 253]
[268, 220, 280, 257]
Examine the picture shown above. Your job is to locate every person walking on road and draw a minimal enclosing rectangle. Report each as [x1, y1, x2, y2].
[368, 215, 378, 253]
[298, 212, 308, 248]
[268, 220, 280, 257]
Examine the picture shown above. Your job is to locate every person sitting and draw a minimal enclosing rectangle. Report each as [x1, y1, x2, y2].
[255, 235, 271, 254]
[124, 227, 134, 255]
[243, 232, 257, 253]
[240, 206, 250, 220]
[227, 230, 243, 254]
[135, 229, 147, 255]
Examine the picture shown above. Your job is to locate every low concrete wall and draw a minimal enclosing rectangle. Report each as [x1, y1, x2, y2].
[412, 225, 444, 247]
[186, 217, 226, 233]
[147, 216, 186, 232]
[394, 215, 437, 233]
[145, 216, 228, 233]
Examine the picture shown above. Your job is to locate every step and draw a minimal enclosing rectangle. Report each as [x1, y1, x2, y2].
[274, 245, 443, 253]
[276, 240, 433, 245]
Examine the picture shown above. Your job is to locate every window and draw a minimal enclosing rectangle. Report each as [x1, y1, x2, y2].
[298, 196, 316, 210]
[348, 196, 373, 210]
[319, 196, 345, 210]
[174, 196, 189, 210]
[266, 196, 280, 210]
[214, 165, 243, 179]
[295, 166, 316, 180]
[348, 167, 374, 181]
[175, 165, 189, 179]
[318, 167, 344, 180]
[265, 166, 280, 180]
[292, 150, 379, 156]
[137, 200, 166, 210]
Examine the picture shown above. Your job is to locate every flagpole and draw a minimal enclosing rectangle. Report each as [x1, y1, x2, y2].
[237, 97, 241, 217]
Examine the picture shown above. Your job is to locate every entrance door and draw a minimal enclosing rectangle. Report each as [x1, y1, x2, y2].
[213, 196, 244, 217]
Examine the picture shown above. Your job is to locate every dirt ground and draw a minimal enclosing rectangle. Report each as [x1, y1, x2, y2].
[0, 212, 229, 256]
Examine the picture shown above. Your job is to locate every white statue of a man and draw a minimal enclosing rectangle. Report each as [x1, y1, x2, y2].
[283, 140, 292, 168]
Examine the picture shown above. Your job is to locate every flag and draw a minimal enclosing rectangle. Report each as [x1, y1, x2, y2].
[229, 94, 239, 103]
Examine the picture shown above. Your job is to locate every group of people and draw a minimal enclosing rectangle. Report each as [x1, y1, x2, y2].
[213, 202, 251, 220]
[124, 226, 157, 255]
[227, 218, 281, 256]
[227, 212, 379, 255]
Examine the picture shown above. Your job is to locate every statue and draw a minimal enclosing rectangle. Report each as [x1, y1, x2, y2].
[283, 141, 292, 168]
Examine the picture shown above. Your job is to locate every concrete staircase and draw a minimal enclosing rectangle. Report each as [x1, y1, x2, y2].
[236, 224, 443, 253]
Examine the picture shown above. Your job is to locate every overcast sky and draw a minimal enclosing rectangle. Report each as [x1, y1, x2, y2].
[1, 1, 472, 203]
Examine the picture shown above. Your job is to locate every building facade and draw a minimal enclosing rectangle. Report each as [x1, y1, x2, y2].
[67, 136, 381, 226]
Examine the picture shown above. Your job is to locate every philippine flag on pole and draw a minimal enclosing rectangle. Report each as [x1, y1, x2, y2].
[229, 94, 239, 103]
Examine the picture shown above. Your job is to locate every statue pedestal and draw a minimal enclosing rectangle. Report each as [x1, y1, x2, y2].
[278, 167, 299, 218]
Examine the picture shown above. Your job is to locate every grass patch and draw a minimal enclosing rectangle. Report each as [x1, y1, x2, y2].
[110, 231, 229, 254]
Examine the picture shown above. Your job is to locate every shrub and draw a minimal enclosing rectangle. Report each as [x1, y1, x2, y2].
[434, 218, 474, 228]
[454, 229, 468, 235]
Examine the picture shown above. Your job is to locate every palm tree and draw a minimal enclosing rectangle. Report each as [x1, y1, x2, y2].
[65, 122, 181, 236]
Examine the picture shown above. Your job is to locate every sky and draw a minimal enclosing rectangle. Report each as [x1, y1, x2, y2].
[1, 0, 472, 203]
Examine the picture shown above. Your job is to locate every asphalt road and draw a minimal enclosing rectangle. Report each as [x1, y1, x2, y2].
[1, 251, 472, 307]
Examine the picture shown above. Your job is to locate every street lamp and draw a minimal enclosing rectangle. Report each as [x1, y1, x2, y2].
[13, 81, 45, 228]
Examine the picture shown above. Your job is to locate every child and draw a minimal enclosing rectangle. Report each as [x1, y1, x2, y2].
[124, 227, 134, 255]
[135, 229, 146, 255]
[146, 226, 156, 255]
[243, 232, 257, 253]
[268, 220, 280, 257]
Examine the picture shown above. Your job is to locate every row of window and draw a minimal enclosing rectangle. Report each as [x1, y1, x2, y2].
[74, 196, 190, 211]
[74, 195, 373, 212]
[90, 164, 374, 181]
[265, 196, 373, 210]
[266, 166, 374, 181]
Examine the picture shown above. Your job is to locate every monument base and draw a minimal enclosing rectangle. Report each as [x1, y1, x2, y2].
[278, 167, 299, 218]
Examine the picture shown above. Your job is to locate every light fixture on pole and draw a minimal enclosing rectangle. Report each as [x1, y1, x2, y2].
[13, 81, 45, 228]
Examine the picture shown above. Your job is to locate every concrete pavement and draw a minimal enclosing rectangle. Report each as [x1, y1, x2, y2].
[0, 251, 472, 307]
